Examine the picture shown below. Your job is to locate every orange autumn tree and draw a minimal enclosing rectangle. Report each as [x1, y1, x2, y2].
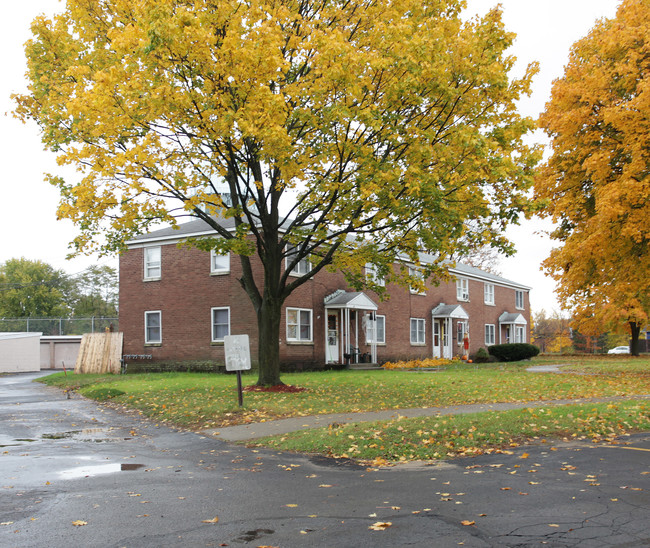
[15, 0, 540, 385]
[536, 0, 649, 356]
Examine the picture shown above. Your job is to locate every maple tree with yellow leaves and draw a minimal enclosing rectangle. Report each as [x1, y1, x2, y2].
[14, 0, 539, 385]
[535, 0, 649, 356]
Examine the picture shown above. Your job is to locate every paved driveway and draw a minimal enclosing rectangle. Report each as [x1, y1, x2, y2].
[1, 371, 649, 547]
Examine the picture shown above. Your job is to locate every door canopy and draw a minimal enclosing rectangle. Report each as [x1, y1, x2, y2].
[431, 303, 469, 319]
[499, 312, 527, 325]
[324, 290, 378, 310]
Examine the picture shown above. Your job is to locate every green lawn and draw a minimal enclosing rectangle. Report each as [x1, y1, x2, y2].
[249, 400, 650, 463]
[39, 355, 650, 430]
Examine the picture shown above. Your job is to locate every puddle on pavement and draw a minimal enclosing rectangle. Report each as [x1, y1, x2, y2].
[58, 462, 145, 479]
[42, 428, 127, 442]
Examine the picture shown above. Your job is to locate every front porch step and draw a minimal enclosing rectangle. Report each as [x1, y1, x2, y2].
[348, 363, 383, 370]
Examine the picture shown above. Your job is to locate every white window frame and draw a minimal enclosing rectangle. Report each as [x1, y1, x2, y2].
[410, 318, 426, 345]
[285, 245, 310, 277]
[210, 250, 230, 275]
[409, 267, 426, 295]
[286, 307, 313, 343]
[484, 283, 495, 305]
[365, 264, 385, 287]
[515, 290, 525, 310]
[457, 321, 468, 346]
[145, 310, 162, 344]
[456, 277, 469, 301]
[485, 324, 495, 346]
[144, 246, 161, 280]
[366, 314, 386, 344]
[211, 307, 230, 342]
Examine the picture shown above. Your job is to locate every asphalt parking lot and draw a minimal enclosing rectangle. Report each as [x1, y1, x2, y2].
[1, 371, 649, 547]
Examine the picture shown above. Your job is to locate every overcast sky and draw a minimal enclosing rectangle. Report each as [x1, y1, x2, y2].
[0, 0, 620, 313]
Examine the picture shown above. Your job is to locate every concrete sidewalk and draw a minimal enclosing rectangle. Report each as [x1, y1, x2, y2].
[205, 394, 650, 441]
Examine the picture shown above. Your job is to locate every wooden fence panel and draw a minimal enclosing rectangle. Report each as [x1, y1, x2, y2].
[74, 332, 123, 374]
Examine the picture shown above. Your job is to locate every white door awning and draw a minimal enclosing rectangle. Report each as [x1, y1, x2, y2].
[499, 312, 527, 325]
[324, 290, 378, 311]
[431, 303, 469, 320]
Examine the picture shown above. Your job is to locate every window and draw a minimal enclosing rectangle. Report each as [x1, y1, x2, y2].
[409, 267, 425, 294]
[286, 308, 312, 342]
[145, 311, 162, 344]
[210, 250, 230, 275]
[484, 283, 495, 305]
[144, 246, 161, 280]
[286, 245, 310, 276]
[410, 318, 425, 344]
[456, 277, 469, 301]
[515, 325, 526, 343]
[515, 290, 525, 309]
[365, 264, 385, 287]
[485, 324, 495, 346]
[366, 315, 386, 344]
[457, 321, 468, 345]
[211, 307, 230, 342]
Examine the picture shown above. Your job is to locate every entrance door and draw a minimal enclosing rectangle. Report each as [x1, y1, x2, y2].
[327, 311, 339, 363]
[433, 320, 441, 358]
[442, 319, 452, 359]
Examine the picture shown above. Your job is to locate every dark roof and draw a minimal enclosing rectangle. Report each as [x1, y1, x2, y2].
[129, 216, 237, 244]
[128, 216, 531, 290]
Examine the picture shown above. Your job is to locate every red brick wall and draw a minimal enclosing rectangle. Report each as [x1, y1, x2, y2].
[120, 243, 531, 367]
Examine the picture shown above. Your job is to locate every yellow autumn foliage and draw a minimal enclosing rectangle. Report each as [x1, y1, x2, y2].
[536, 0, 650, 351]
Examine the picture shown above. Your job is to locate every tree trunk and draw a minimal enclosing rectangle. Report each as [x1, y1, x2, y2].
[256, 295, 284, 386]
[629, 321, 641, 357]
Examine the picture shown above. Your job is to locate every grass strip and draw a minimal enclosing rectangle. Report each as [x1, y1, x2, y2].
[246, 401, 650, 464]
[38, 357, 650, 430]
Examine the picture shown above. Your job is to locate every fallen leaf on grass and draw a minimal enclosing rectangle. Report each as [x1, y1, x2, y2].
[202, 516, 219, 524]
[369, 522, 392, 531]
[72, 520, 87, 527]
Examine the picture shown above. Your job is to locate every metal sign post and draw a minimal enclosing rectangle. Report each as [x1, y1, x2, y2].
[224, 335, 252, 407]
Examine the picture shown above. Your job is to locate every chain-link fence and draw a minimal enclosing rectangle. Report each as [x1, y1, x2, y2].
[0, 317, 118, 336]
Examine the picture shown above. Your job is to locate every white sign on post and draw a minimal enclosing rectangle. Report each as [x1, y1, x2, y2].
[224, 335, 251, 371]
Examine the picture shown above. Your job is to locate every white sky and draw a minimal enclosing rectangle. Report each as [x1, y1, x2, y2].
[0, 0, 620, 312]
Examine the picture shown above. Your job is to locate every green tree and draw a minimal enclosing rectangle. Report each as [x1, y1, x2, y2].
[0, 258, 72, 318]
[71, 265, 118, 317]
[15, 0, 540, 385]
[535, 0, 649, 356]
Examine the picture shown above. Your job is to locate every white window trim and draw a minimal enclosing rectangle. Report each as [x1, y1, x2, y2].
[457, 321, 468, 346]
[485, 324, 495, 346]
[484, 283, 495, 305]
[365, 263, 385, 287]
[286, 307, 313, 343]
[144, 310, 162, 345]
[409, 267, 426, 295]
[285, 245, 310, 277]
[366, 314, 386, 344]
[143, 246, 161, 281]
[456, 277, 469, 301]
[210, 250, 230, 275]
[410, 317, 426, 345]
[211, 307, 230, 343]
[515, 290, 525, 310]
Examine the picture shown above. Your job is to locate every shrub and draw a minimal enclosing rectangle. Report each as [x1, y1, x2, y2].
[487, 343, 540, 362]
[474, 347, 491, 363]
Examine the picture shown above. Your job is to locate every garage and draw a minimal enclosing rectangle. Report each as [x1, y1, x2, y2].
[0, 332, 42, 373]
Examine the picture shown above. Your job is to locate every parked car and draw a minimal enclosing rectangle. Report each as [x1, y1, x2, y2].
[607, 346, 630, 354]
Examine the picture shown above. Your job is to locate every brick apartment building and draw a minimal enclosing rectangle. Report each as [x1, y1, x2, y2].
[119, 218, 531, 369]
